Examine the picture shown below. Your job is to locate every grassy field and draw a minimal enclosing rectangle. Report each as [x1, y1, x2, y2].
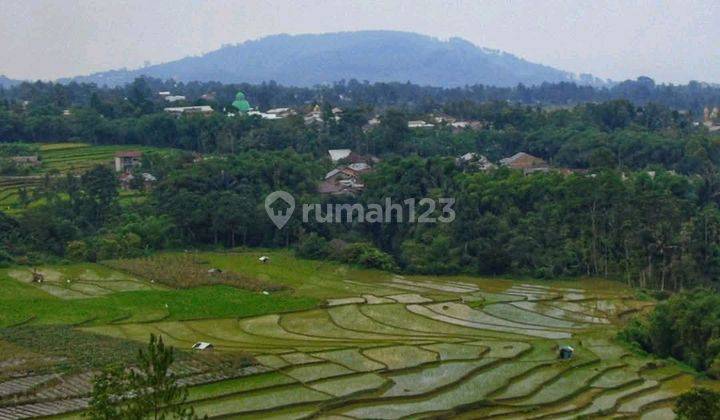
[0, 250, 709, 418]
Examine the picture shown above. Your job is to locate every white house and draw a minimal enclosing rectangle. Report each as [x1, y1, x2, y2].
[164, 95, 186, 103]
[328, 149, 352, 162]
[164, 105, 213, 116]
[114, 151, 143, 172]
[408, 120, 435, 129]
[192, 342, 214, 351]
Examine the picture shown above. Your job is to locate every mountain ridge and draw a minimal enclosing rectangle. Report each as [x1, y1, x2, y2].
[62, 31, 606, 88]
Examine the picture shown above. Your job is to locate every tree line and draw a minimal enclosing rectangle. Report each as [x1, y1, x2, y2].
[3, 76, 720, 113]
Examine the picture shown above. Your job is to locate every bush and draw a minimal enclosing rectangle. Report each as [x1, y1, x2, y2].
[296, 233, 330, 260]
[0, 248, 13, 267]
[341, 243, 397, 271]
[675, 387, 720, 419]
[97, 236, 122, 261]
[66, 240, 89, 261]
[620, 289, 720, 373]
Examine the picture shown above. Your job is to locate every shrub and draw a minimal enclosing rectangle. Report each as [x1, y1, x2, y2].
[66, 240, 89, 261]
[296, 233, 330, 260]
[341, 243, 397, 271]
[97, 236, 122, 261]
[620, 289, 720, 372]
[675, 387, 720, 420]
[0, 248, 13, 267]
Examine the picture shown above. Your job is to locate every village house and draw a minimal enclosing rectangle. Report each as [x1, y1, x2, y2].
[164, 95, 186, 103]
[431, 114, 456, 124]
[499, 152, 550, 175]
[318, 167, 365, 196]
[319, 150, 377, 196]
[164, 105, 213, 116]
[450, 121, 483, 132]
[249, 107, 296, 120]
[703, 107, 720, 132]
[200, 92, 216, 101]
[328, 149, 352, 163]
[266, 107, 296, 118]
[456, 153, 495, 171]
[118, 172, 157, 191]
[114, 151, 143, 173]
[408, 120, 435, 129]
[304, 105, 323, 125]
[10, 155, 41, 167]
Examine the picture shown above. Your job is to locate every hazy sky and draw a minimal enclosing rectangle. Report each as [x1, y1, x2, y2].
[1, 0, 718, 83]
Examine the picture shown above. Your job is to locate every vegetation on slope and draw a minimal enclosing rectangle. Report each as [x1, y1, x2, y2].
[620, 289, 720, 375]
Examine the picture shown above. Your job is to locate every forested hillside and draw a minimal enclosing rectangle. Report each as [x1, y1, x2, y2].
[1, 78, 720, 291]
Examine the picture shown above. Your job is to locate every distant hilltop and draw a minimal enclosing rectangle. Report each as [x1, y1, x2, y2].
[61, 31, 606, 88]
[0, 75, 21, 88]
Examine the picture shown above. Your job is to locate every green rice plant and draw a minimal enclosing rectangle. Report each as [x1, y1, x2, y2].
[391, 278, 476, 293]
[492, 354, 596, 400]
[482, 303, 582, 329]
[427, 302, 573, 331]
[548, 301, 611, 318]
[382, 359, 496, 397]
[511, 301, 609, 324]
[462, 340, 532, 359]
[191, 384, 330, 417]
[575, 379, 659, 416]
[407, 304, 571, 339]
[359, 304, 502, 339]
[186, 371, 296, 402]
[228, 403, 320, 420]
[327, 297, 365, 306]
[183, 319, 306, 350]
[328, 304, 447, 339]
[255, 355, 291, 369]
[337, 358, 549, 419]
[241, 315, 350, 344]
[420, 343, 487, 361]
[362, 345, 438, 370]
[309, 372, 387, 397]
[311, 349, 385, 372]
[512, 361, 623, 406]
[283, 362, 354, 383]
[590, 366, 641, 388]
[280, 352, 322, 365]
[279, 309, 429, 343]
[470, 291, 526, 304]
[586, 342, 630, 360]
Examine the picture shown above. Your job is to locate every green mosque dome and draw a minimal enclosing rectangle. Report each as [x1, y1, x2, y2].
[232, 91, 251, 112]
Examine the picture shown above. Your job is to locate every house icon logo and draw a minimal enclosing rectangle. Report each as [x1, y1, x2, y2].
[265, 190, 295, 229]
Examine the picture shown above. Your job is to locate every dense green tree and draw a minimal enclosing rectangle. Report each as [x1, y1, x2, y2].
[675, 387, 720, 420]
[86, 334, 195, 420]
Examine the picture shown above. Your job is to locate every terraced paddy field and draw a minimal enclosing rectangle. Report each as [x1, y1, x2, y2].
[0, 143, 169, 213]
[0, 251, 711, 418]
[37, 143, 162, 174]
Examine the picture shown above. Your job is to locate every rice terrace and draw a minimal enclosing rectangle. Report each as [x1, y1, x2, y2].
[0, 250, 711, 419]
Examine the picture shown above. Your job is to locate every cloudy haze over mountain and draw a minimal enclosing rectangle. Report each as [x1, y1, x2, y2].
[1, 0, 719, 84]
